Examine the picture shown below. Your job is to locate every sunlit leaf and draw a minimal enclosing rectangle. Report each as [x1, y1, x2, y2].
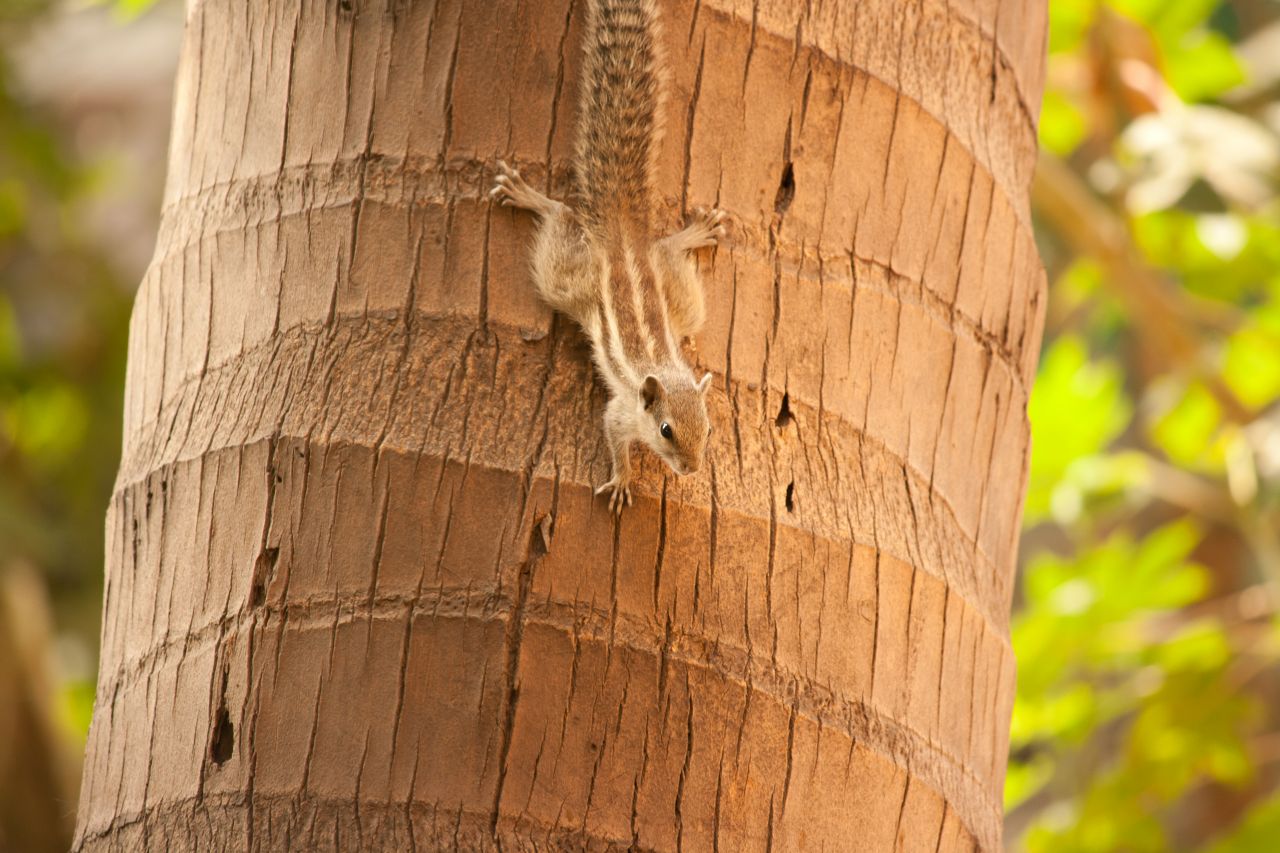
[56, 679, 96, 743]
[1111, 0, 1217, 32]
[1004, 754, 1054, 811]
[1149, 381, 1222, 468]
[1154, 622, 1232, 671]
[1224, 322, 1280, 408]
[1040, 90, 1089, 156]
[84, 0, 159, 19]
[1016, 1, 1279, 847]
[1026, 336, 1132, 525]
[1047, 0, 1095, 54]
[1165, 30, 1246, 101]
[1196, 214, 1247, 260]
[2, 383, 89, 464]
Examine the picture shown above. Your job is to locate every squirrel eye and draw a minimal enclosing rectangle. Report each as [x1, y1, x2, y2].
[660, 422, 673, 441]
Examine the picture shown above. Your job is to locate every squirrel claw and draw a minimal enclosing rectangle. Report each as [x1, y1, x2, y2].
[595, 477, 632, 515]
[490, 160, 560, 216]
[489, 162, 524, 205]
[676, 207, 728, 250]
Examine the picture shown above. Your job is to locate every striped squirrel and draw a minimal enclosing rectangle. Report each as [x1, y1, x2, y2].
[490, 0, 723, 513]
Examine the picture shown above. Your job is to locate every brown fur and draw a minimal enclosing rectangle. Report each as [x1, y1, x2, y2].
[489, 0, 725, 513]
[574, 0, 665, 232]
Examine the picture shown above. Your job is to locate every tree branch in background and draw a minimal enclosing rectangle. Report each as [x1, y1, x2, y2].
[0, 567, 79, 853]
[1032, 151, 1253, 423]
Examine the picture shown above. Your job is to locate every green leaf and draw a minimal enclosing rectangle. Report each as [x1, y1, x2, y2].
[1224, 322, 1280, 409]
[86, 0, 159, 18]
[0, 296, 18, 370]
[1154, 621, 1232, 672]
[2, 383, 89, 465]
[1112, 0, 1218, 37]
[1004, 753, 1054, 811]
[1149, 381, 1222, 468]
[1026, 336, 1132, 525]
[115, 0, 157, 18]
[0, 177, 25, 236]
[1165, 30, 1246, 101]
[1040, 90, 1088, 156]
[1047, 0, 1095, 54]
[56, 678, 96, 742]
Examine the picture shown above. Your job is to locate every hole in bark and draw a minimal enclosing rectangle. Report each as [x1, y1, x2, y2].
[785, 482, 795, 513]
[210, 707, 234, 766]
[773, 162, 795, 215]
[251, 547, 279, 607]
[775, 393, 793, 429]
[530, 514, 554, 559]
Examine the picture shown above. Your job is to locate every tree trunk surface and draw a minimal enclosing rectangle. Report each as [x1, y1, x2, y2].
[75, 0, 1046, 850]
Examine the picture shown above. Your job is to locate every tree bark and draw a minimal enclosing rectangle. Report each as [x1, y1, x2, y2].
[74, 0, 1046, 850]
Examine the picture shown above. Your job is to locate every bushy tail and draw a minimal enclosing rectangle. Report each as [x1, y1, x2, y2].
[574, 0, 664, 234]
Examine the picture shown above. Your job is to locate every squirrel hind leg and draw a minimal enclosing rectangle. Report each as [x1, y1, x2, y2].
[490, 160, 563, 219]
[663, 208, 726, 253]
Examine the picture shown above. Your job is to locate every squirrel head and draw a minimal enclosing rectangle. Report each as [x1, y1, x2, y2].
[639, 371, 712, 476]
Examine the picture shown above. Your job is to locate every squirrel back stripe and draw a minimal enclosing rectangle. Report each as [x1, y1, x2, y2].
[574, 0, 664, 234]
[488, 0, 719, 513]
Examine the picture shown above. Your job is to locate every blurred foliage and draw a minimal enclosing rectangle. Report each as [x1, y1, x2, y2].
[0, 0, 133, 761]
[1013, 0, 1280, 849]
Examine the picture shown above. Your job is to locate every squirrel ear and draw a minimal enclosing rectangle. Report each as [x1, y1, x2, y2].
[696, 372, 713, 395]
[641, 375, 666, 410]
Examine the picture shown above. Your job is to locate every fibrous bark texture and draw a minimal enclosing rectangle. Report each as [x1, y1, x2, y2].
[75, 0, 1046, 850]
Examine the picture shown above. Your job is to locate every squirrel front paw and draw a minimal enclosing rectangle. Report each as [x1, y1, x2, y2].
[594, 476, 633, 515]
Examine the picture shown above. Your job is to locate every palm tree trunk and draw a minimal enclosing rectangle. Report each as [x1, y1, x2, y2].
[74, 0, 1046, 849]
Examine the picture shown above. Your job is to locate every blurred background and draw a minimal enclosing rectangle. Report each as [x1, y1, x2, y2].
[1, 0, 1279, 850]
[0, 1, 178, 849]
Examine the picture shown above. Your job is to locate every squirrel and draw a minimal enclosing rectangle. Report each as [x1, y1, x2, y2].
[490, 0, 724, 514]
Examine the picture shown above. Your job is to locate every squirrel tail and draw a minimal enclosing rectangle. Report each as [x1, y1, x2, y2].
[574, 0, 664, 234]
